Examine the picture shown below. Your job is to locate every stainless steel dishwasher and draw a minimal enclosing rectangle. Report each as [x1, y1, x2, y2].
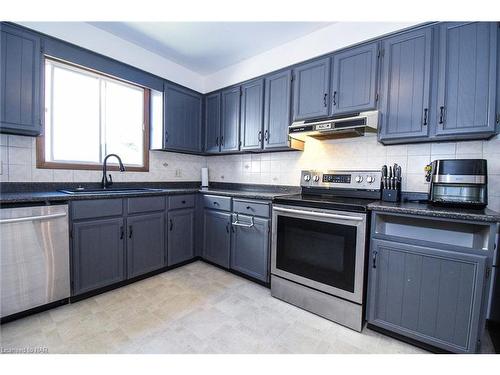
[0, 204, 70, 319]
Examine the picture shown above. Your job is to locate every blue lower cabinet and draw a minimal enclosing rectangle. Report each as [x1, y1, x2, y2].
[126, 212, 165, 278]
[167, 208, 195, 266]
[367, 239, 488, 353]
[72, 217, 126, 296]
[230, 214, 270, 282]
[203, 209, 231, 268]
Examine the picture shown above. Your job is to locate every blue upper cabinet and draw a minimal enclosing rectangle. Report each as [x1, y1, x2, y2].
[240, 79, 264, 151]
[292, 57, 331, 121]
[221, 86, 241, 152]
[204, 92, 221, 154]
[0, 24, 42, 136]
[164, 84, 202, 153]
[435, 22, 498, 137]
[330, 42, 379, 115]
[378, 27, 433, 143]
[264, 70, 292, 150]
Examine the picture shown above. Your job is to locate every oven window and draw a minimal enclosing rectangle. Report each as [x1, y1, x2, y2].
[276, 216, 357, 293]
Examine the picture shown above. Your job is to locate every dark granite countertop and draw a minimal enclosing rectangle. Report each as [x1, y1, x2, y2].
[199, 188, 291, 200]
[368, 200, 500, 223]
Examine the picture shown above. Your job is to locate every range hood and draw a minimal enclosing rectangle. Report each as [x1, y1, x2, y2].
[288, 110, 379, 141]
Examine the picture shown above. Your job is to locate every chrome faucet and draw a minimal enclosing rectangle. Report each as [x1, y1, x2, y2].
[102, 154, 126, 189]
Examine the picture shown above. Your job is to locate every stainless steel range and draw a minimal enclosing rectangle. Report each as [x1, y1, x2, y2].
[271, 169, 382, 331]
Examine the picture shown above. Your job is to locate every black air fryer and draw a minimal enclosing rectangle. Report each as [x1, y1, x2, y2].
[426, 159, 488, 208]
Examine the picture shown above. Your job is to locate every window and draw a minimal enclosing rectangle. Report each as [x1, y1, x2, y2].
[37, 58, 150, 171]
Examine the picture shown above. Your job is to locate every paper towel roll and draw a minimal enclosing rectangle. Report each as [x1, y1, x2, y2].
[201, 167, 209, 187]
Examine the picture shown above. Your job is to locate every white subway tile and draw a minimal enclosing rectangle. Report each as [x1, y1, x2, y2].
[405, 173, 430, 193]
[407, 143, 431, 156]
[431, 142, 456, 155]
[8, 164, 31, 182]
[456, 141, 483, 156]
[8, 146, 31, 165]
[406, 155, 431, 174]
[53, 170, 74, 182]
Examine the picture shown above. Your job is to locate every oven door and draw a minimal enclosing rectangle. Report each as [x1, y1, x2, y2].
[271, 204, 367, 304]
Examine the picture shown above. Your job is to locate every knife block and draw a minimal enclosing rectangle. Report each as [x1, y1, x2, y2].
[382, 188, 401, 202]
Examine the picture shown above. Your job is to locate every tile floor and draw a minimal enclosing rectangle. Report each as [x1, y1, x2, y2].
[0, 261, 494, 354]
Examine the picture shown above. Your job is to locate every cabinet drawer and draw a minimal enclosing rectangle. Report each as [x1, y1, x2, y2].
[168, 194, 195, 210]
[72, 199, 123, 220]
[202, 194, 232, 211]
[233, 199, 270, 218]
[127, 196, 165, 214]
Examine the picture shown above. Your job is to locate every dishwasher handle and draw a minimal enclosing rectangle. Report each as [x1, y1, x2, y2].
[273, 206, 364, 222]
[0, 212, 67, 225]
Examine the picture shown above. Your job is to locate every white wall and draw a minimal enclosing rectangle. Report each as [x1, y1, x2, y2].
[202, 22, 421, 92]
[18, 22, 206, 92]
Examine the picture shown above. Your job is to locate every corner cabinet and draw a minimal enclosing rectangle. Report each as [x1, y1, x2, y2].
[0, 23, 42, 136]
[164, 84, 202, 153]
[220, 86, 241, 152]
[204, 92, 222, 154]
[264, 70, 293, 150]
[435, 22, 498, 138]
[378, 27, 433, 143]
[240, 79, 264, 151]
[292, 57, 331, 121]
[167, 208, 195, 266]
[330, 42, 379, 115]
[203, 209, 231, 268]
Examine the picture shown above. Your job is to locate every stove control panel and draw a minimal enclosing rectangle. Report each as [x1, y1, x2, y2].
[301, 170, 382, 190]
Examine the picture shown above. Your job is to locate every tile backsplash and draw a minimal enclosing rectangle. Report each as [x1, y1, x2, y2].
[1, 133, 500, 211]
[206, 134, 500, 211]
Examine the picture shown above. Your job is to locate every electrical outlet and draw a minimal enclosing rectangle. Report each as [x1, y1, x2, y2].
[175, 169, 182, 177]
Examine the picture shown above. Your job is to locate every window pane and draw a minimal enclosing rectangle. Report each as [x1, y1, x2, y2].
[50, 64, 101, 163]
[104, 80, 144, 166]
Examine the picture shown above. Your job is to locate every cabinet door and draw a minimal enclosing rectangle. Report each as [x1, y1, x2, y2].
[164, 84, 202, 152]
[378, 28, 433, 142]
[240, 79, 264, 151]
[72, 218, 125, 295]
[127, 212, 165, 278]
[203, 209, 231, 268]
[221, 86, 241, 152]
[264, 70, 292, 150]
[330, 42, 379, 115]
[367, 239, 487, 353]
[230, 215, 270, 282]
[436, 22, 497, 137]
[204, 92, 221, 153]
[167, 208, 195, 266]
[0, 24, 42, 136]
[292, 57, 331, 121]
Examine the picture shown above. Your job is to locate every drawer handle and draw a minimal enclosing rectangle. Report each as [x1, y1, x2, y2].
[182, 200, 186, 204]
[213, 201, 219, 206]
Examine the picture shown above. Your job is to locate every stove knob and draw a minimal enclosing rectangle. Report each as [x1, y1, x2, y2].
[313, 175, 320, 182]
[303, 175, 311, 182]
[366, 176, 375, 184]
[355, 175, 363, 183]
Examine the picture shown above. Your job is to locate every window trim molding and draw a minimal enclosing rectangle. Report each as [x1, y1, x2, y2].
[36, 57, 150, 172]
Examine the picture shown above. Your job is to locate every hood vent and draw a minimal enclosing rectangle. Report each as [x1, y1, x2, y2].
[289, 110, 379, 141]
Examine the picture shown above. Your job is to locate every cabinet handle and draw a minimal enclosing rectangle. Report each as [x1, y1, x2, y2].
[120, 226, 124, 240]
[165, 131, 169, 143]
[439, 106, 445, 124]
[323, 93, 328, 107]
[215, 136, 219, 146]
[128, 225, 133, 239]
[423, 108, 428, 126]
[372, 251, 377, 269]
[264, 130, 269, 142]
[258, 131, 262, 142]
[226, 223, 230, 233]
[333, 91, 337, 106]
[182, 200, 186, 204]
[169, 219, 173, 231]
[220, 136, 224, 146]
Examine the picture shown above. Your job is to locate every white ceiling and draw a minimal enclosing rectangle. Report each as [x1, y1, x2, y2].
[87, 22, 333, 75]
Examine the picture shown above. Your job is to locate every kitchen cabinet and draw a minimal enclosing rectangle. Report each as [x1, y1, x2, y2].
[292, 57, 331, 121]
[0, 23, 42, 136]
[126, 212, 165, 278]
[435, 22, 497, 137]
[72, 217, 126, 295]
[368, 239, 488, 353]
[167, 208, 195, 266]
[204, 92, 221, 153]
[330, 42, 379, 115]
[230, 214, 270, 282]
[264, 70, 292, 150]
[240, 79, 265, 151]
[378, 27, 433, 143]
[164, 84, 202, 153]
[203, 209, 231, 268]
[220, 86, 241, 152]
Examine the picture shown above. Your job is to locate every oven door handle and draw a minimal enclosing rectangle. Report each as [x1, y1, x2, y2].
[273, 207, 364, 222]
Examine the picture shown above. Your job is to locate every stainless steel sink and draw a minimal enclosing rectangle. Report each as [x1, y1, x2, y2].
[58, 187, 165, 195]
